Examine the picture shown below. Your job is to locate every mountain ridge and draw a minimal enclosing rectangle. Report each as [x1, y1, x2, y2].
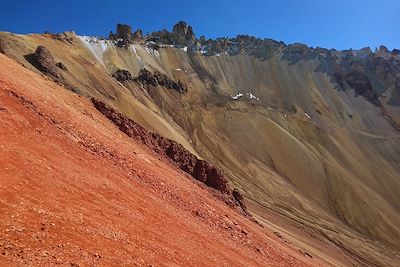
[0, 21, 399, 266]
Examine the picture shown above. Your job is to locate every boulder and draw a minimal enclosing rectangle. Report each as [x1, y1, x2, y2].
[30, 46, 61, 79]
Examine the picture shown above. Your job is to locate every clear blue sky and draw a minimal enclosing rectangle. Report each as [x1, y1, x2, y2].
[1, 0, 399, 50]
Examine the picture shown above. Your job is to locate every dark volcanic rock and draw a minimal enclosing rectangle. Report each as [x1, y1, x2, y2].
[134, 68, 188, 94]
[112, 69, 134, 83]
[28, 46, 62, 80]
[91, 98, 232, 196]
[135, 68, 158, 86]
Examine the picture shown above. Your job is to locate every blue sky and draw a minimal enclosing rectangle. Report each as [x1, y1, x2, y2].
[1, 0, 399, 50]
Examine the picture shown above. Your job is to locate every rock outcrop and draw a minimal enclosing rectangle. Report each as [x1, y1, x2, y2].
[172, 21, 195, 44]
[91, 98, 232, 195]
[112, 69, 134, 83]
[134, 68, 188, 94]
[109, 24, 143, 47]
[44, 32, 74, 44]
[148, 21, 196, 47]
[28, 46, 62, 80]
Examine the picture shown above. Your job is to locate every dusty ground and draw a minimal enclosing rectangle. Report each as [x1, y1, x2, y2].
[0, 54, 318, 266]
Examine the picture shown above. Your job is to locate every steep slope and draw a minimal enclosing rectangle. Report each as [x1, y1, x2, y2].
[1, 23, 400, 266]
[0, 53, 316, 266]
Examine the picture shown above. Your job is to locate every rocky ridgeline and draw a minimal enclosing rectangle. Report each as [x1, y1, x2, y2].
[113, 68, 188, 94]
[104, 20, 400, 106]
[91, 98, 250, 215]
[146, 21, 400, 107]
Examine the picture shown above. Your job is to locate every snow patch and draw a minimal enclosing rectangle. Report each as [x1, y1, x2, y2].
[231, 93, 244, 100]
[145, 47, 160, 57]
[246, 93, 260, 100]
[231, 92, 260, 101]
[78, 36, 109, 64]
[305, 112, 311, 119]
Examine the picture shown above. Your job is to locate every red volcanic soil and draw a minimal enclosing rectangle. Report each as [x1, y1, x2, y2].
[0, 54, 316, 266]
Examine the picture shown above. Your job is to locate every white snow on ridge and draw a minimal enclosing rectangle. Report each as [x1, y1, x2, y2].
[78, 36, 110, 65]
[305, 112, 311, 119]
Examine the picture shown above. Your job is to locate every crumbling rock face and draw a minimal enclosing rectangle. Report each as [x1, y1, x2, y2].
[315, 47, 400, 106]
[28, 46, 62, 80]
[134, 68, 188, 94]
[91, 98, 236, 199]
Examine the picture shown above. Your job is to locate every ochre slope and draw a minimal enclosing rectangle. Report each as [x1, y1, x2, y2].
[0, 54, 318, 266]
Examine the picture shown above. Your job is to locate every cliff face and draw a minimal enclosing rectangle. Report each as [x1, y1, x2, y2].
[1, 22, 399, 266]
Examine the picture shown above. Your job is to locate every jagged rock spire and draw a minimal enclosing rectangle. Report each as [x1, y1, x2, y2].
[172, 21, 195, 41]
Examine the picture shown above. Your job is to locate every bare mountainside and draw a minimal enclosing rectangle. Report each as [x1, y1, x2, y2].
[0, 53, 319, 266]
[1, 21, 399, 266]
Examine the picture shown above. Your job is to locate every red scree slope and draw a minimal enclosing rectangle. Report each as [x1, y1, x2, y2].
[0, 54, 315, 266]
